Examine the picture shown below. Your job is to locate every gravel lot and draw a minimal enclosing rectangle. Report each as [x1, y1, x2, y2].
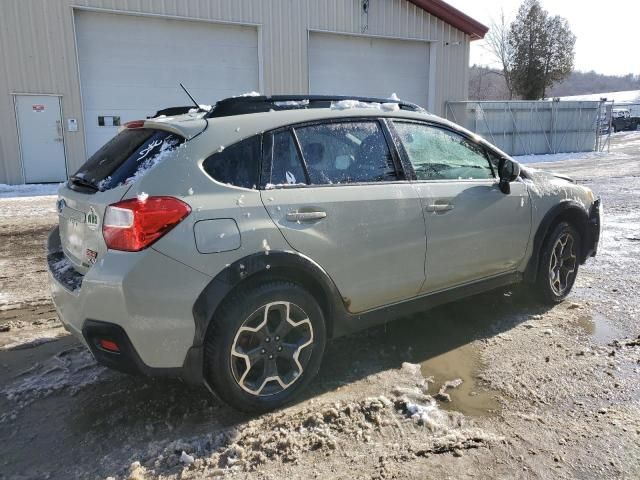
[1, 132, 639, 480]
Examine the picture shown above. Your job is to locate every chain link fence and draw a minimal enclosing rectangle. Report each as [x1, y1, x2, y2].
[445, 100, 604, 156]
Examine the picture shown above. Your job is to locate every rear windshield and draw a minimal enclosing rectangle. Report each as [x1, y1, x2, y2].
[70, 129, 184, 191]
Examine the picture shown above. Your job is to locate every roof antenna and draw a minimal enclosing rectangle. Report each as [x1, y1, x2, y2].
[180, 83, 203, 111]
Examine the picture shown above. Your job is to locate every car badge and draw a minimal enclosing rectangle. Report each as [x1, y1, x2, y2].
[86, 206, 100, 231]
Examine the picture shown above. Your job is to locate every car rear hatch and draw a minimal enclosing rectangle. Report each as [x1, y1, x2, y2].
[57, 115, 206, 275]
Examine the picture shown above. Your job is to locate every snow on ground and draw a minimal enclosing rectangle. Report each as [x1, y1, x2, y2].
[515, 130, 640, 164]
[0, 183, 60, 198]
[514, 150, 611, 164]
[0, 195, 57, 220]
[1, 345, 109, 421]
[559, 90, 640, 103]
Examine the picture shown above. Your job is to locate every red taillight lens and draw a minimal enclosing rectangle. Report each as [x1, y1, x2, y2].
[103, 196, 191, 252]
[124, 120, 145, 129]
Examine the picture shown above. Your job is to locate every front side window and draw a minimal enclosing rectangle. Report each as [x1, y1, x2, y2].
[294, 121, 397, 184]
[393, 122, 494, 181]
[203, 135, 261, 189]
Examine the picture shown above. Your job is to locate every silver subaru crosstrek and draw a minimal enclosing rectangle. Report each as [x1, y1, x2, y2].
[48, 95, 601, 411]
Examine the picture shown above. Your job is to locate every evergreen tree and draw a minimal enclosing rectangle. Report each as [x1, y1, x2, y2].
[509, 0, 575, 99]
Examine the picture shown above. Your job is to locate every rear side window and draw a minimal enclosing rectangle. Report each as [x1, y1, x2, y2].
[71, 129, 184, 191]
[203, 136, 261, 189]
[294, 121, 397, 184]
[270, 130, 307, 186]
[393, 122, 494, 181]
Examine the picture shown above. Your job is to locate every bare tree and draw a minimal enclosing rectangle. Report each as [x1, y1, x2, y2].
[483, 10, 514, 99]
[469, 65, 509, 100]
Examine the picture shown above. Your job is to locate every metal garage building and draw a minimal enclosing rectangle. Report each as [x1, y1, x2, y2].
[0, 0, 486, 185]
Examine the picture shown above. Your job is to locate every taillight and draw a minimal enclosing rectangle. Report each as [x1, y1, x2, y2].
[124, 120, 145, 129]
[103, 196, 191, 252]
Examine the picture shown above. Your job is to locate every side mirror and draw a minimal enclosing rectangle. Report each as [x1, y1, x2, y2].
[497, 158, 521, 194]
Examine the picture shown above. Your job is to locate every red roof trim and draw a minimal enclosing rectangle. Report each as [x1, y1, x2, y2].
[407, 0, 488, 40]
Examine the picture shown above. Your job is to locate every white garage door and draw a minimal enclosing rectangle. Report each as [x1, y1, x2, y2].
[309, 32, 430, 108]
[75, 11, 259, 156]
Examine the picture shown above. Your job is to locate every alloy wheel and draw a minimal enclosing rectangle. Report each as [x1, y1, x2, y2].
[548, 232, 577, 296]
[230, 301, 314, 396]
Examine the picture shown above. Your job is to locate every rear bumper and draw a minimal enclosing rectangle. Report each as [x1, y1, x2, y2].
[47, 226, 211, 383]
[82, 319, 185, 377]
[583, 198, 602, 260]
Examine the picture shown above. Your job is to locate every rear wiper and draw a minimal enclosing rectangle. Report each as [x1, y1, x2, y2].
[69, 175, 99, 192]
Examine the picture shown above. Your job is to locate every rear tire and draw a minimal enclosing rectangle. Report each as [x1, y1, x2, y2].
[535, 221, 581, 304]
[204, 279, 326, 412]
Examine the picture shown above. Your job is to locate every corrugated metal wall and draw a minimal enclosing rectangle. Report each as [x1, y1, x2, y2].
[445, 101, 602, 156]
[0, 0, 470, 184]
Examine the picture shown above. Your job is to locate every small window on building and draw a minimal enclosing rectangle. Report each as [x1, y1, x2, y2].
[294, 121, 397, 184]
[393, 122, 494, 181]
[203, 136, 261, 189]
[270, 130, 307, 186]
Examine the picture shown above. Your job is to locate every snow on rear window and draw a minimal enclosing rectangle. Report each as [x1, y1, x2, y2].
[71, 130, 184, 192]
[119, 134, 182, 187]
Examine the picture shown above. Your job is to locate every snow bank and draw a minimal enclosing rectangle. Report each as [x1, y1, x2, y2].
[0, 183, 60, 198]
[110, 361, 501, 478]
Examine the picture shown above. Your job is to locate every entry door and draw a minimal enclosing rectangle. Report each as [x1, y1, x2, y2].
[261, 120, 427, 313]
[15, 95, 67, 183]
[391, 121, 532, 292]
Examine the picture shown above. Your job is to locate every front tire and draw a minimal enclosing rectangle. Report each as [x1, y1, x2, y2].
[535, 222, 581, 304]
[204, 279, 326, 412]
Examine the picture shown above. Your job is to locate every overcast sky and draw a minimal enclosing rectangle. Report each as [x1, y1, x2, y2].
[445, 0, 640, 76]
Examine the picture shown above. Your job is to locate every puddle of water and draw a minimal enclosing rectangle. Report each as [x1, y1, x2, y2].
[574, 312, 619, 343]
[420, 343, 499, 417]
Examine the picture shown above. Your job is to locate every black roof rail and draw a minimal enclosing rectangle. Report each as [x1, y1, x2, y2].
[206, 95, 424, 118]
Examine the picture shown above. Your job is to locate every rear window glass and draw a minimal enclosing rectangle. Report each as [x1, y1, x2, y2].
[202, 136, 261, 189]
[71, 129, 184, 191]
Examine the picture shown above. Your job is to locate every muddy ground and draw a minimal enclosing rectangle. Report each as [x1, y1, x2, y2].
[1, 132, 639, 479]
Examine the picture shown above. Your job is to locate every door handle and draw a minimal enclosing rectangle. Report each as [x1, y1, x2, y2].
[425, 203, 454, 213]
[286, 210, 327, 223]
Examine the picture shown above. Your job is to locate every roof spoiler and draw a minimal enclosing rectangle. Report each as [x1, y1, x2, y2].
[147, 106, 195, 118]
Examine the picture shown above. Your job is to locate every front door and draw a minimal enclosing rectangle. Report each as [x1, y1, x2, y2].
[261, 119, 427, 313]
[391, 120, 532, 293]
[15, 95, 67, 183]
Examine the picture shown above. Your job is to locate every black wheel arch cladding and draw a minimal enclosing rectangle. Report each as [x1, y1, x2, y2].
[525, 200, 591, 282]
[192, 250, 346, 348]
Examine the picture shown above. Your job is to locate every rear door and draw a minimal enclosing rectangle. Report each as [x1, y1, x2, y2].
[390, 120, 531, 293]
[261, 119, 426, 313]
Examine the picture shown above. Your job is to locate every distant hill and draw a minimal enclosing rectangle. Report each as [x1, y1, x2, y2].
[549, 72, 640, 97]
[469, 66, 640, 101]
